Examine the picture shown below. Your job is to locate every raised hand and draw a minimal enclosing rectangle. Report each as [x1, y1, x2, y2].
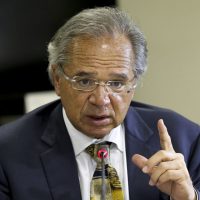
[132, 119, 196, 200]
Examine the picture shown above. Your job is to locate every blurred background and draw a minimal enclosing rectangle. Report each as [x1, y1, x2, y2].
[0, 0, 200, 125]
[0, 0, 116, 124]
[119, 0, 200, 124]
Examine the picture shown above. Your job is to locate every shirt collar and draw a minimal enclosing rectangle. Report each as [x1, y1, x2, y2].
[62, 107, 124, 156]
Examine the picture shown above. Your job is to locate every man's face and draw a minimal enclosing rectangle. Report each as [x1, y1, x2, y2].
[54, 35, 136, 138]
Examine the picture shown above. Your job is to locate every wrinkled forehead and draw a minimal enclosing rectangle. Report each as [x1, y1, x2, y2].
[72, 34, 134, 53]
[67, 34, 135, 69]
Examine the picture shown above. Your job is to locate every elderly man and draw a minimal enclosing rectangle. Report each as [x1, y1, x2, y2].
[0, 7, 199, 200]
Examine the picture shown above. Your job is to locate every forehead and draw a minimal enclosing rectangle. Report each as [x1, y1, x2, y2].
[67, 35, 135, 72]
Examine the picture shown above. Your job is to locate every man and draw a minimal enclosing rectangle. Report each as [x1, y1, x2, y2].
[0, 7, 199, 200]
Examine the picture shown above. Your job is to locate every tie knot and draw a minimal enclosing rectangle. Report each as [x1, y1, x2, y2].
[86, 142, 124, 199]
[85, 142, 110, 164]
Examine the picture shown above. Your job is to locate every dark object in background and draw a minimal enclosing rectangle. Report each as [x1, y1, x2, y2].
[0, 0, 116, 121]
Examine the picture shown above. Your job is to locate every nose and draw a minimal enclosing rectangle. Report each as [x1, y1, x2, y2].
[88, 84, 111, 106]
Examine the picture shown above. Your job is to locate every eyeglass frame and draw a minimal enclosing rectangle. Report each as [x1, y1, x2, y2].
[57, 64, 137, 93]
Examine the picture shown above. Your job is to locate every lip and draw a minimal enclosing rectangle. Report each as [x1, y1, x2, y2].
[85, 115, 112, 126]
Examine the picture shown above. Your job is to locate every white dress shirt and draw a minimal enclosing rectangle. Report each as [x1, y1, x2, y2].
[62, 108, 130, 200]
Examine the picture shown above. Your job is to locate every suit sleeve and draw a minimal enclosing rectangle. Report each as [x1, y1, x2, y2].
[0, 164, 11, 200]
[189, 133, 200, 198]
[194, 188, 199, 200]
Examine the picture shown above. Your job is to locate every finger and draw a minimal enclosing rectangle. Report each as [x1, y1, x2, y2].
[154, 168, 190, 187]
[132, 154, 148, 170]
[155, 169, 194, 200]
[142, 150, 178, 173]
[149, 157, 185, 186]
[158, 119, 175, 152]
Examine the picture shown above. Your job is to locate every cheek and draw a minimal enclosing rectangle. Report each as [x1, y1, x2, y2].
[110, 92, 134, 119]
[61, 88, 88, 119]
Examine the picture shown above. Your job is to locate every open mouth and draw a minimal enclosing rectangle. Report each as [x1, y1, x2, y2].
[86, 115, 111, 126]
[91, 115, 108, 120]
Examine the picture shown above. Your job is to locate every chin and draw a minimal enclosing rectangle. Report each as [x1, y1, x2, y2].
[86, 130, 111, 139]
[79, 123, 116, 139]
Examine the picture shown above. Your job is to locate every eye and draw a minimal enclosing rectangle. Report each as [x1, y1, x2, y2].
[108, 81, 125, 89]
[76, 78, 95, 88]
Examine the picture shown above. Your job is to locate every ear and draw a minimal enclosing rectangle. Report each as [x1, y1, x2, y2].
[51, 64, 62, 96]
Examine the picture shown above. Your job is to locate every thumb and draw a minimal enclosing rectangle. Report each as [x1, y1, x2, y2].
[132, 154, 148, 170]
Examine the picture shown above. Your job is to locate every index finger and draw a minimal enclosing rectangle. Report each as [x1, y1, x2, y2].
[157, 119, 175, 152]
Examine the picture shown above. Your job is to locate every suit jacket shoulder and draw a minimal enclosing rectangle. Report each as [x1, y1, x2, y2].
[125, 101, 200, 199]
[0, 100, 82, 200]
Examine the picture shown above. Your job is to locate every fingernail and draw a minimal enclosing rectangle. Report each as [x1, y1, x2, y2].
[149, 179, 154, 186]
[142, 166, 149, 173]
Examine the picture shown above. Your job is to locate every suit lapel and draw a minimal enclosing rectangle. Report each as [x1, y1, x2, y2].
[38, 102, 167, 200]
[124, 106, 162, 200]
[40, 103, 82, 200]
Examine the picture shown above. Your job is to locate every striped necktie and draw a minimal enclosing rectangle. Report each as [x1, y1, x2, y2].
[86, 143, 124, 200]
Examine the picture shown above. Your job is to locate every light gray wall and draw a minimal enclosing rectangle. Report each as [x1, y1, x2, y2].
[118, 0, 200, 124]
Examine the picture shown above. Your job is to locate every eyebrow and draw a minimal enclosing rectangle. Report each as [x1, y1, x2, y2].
[74, 71, 129, 80]
[74, 71, 97, 77]
[108, 72, 129, 80]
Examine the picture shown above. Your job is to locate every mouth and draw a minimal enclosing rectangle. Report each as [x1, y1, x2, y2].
[86, 115, 112, 126]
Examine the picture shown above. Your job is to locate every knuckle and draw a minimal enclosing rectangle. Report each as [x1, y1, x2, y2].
[177, 153, 184, 160]
[158, 150, 173, 159]
[159, 150, 167, 156]
[176, 161, 183, 168]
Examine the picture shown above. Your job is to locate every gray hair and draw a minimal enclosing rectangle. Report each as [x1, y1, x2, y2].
[47, 7, 148, 85]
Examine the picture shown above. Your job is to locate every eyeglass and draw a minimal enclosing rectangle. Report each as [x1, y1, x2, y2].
[58, 65, 137, 93]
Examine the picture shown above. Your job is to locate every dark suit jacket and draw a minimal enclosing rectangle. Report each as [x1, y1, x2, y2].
[0, 100, 199, 200]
